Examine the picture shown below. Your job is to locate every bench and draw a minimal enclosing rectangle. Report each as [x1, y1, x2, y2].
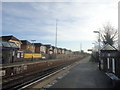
[106, 73, 120, 88]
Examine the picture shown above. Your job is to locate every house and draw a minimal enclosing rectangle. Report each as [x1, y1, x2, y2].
[34, 43, 46, 54]
[65, 50, 72, 54]
[73, 51, 80, 55]
[61, 49, 65, 54]
[21, 40, 34, 53]
[44, 44, 53, 54]
[40, 44, 46, 54]
[0, 35, 22, 48]
[68, 50, 72, 54]
[52, 46, 58, 54]
[58, 48, 62, 54]
[34, 43, 42, 53]
[63, 48, 67, 54]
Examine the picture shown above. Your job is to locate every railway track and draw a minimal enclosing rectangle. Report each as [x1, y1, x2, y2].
[19, 57, 85, 89]
[2, 60, 78, 90]
[19, 66, 68, 90]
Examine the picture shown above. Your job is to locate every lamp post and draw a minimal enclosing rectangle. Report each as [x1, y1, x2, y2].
[31, 40, 36, 61]
[93, 31, 101, 70]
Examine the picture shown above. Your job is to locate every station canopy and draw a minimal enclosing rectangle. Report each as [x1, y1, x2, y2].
[0, 41, 19, 49]
[101, 44, 117, 51]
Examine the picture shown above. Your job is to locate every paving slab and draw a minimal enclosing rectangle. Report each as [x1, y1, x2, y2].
[50, 56, 112, 88]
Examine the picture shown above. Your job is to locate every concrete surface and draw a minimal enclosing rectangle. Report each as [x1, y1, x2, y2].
[49, 56, 112, 88]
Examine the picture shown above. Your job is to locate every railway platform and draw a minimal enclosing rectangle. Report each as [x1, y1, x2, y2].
[1, 54, 85, 89]
[43, 56, 113, 88]
[1, 54, 81, 68]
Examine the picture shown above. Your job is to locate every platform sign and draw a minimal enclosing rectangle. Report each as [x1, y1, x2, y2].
[87, 49, 92, 51]
[118, 2, 120, 50]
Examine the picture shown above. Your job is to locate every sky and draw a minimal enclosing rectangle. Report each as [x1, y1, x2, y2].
[1, 0, 119, 52]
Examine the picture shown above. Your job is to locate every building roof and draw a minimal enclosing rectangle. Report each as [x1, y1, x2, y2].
[57, 48, 62, 50]
[63, 48, 66, 51]
[44, 44, 51, 48]
[21, 40, 31, 45]
[0, 35, 20, 42]
[52, 46, 59, 49]
[34, 43, 43, 46]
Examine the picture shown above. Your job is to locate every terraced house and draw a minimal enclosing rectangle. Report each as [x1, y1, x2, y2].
[21, 40, 35, 53]
[34, 43, 46, 54]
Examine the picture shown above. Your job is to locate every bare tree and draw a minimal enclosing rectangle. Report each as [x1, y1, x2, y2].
[100, 23, 118, 46]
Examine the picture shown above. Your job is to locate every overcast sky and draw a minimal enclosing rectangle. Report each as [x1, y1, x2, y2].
[1, 0, 119, 52]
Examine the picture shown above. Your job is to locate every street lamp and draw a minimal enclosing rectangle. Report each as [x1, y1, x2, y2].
[93, 31, 101, 70]
[31, 40, 36, 61]
[93, 31, 100, 53]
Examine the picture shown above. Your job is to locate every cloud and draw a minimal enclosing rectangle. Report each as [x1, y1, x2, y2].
[2, 1, 119, 51]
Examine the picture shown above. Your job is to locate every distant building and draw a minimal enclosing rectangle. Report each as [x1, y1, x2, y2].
[61, 49, 65, 54]
[0, 35, 22, 48]
[44, 44, 53, 54]
[34, 43, 46, 54]
[58, 48, 62, 54]
[63, 48, 67, 54]
[21, 40, 34, 52]
[73, 51, 80, 54]
[51, 46, 57, 54]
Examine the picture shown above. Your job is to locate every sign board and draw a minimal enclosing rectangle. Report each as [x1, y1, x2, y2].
[87, 49, 92, 51]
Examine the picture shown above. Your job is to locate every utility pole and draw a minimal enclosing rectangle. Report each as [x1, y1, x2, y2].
[55, 19, 58, 58]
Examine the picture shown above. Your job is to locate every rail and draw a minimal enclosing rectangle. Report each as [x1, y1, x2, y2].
[2, 56, 84, 90]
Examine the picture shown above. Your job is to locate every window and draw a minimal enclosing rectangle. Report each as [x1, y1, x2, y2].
[0, 42, 2, 47]
[2, 41, 11, 47]
[9, 42, 18, 48]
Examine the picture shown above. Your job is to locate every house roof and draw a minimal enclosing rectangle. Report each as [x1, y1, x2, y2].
[44, 44, 51, 48]
[0, 35, 20, 42]
[51, 46, 55, 49]
[21, 40, 31, 45]
[34, 43, 43, 46]
[58, 48, 62, 50]
[63, 48, 67, 51]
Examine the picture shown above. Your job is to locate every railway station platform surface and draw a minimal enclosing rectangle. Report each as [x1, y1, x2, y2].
[47, 56, 113, 88]
[1, 59, 46, 67]
[1, 57, 78, 68]
[1, 59, 56, 68]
